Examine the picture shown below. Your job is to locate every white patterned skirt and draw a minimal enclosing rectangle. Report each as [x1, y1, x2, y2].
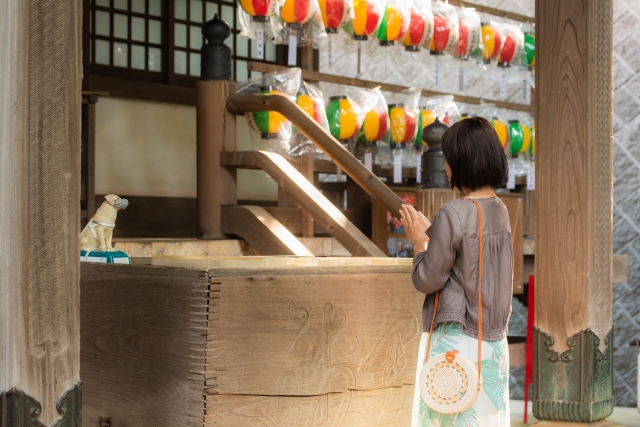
[411, 322, 510, 427]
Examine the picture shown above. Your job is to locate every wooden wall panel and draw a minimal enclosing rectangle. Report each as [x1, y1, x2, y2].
[211, 272, 422, 396]
[80, 264, 210, 427]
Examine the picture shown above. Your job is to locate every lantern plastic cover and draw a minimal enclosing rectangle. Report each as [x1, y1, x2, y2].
[386, 86, 420, 145]
[498, 22, 525, 66]
[343, 0, 384, 39]
[452, 7, 481, 59]
[273, 0, 327, 46]
[319, 0, 354, 32]
[430, 0, 458, 54]
[375, 0, 412, 45]
[289, 80, 330, 156]
[321, 84, 375, 142]
[401, 0, 433, 49]
[238, 0, 278, 39]
[359, 86, 390, 143]
[480, 20, 505, 65]
[238, 67, 303, 152]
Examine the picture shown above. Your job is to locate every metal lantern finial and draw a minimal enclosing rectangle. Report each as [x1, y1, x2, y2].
[201, 14, 232, 80]
[420, 117, 450, 188]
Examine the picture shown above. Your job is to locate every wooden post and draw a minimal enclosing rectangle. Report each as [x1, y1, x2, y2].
[415, 188, 460, 222]
[534, 1, 614, 424]
[197, 80, 237, 239]
[300, 151, 315, 237]
[1, 0, 82, 423]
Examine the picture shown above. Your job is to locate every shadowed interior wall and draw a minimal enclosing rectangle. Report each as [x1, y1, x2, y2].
[95, 97, 278, 201]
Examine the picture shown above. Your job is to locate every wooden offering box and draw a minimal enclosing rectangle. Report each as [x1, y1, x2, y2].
[80, 257, 422, 427]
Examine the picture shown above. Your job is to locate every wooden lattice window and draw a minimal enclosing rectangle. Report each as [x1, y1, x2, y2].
[87, 0, 277, 90]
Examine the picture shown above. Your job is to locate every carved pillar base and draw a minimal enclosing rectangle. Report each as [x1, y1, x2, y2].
[533, 327, 614, 423]
[532, 420, 625, 427]
[0, 381, 82, 427]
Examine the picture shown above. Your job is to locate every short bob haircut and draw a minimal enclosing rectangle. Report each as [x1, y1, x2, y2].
[440, 117, 508, 192]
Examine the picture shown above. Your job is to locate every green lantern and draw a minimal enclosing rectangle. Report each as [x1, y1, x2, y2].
[508, 120, 525, 156]
[524, 32, 535, 68]
[252, 86, 286, 139]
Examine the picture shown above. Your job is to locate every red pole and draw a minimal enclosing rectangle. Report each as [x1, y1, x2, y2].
[524, 274, 535, 423]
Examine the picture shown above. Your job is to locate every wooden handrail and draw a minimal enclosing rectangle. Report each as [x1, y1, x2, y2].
[226, 93, 407, 219]
[247, 62, 535, 113]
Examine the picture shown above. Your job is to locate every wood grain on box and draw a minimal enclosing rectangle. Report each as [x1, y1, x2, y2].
[80, 262, 421, 426]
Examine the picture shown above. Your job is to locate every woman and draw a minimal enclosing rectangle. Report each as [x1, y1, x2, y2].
[399, 117, 513, 427]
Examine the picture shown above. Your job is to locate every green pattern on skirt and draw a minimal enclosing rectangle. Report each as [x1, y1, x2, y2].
[411, 322, 510, 427]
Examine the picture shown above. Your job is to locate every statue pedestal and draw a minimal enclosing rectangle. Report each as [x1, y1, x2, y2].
[80, 250, 130, 264]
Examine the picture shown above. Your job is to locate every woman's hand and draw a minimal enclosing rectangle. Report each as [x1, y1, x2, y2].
[399, 204, 431, 256]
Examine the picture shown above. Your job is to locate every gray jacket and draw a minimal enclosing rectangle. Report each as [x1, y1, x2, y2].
[412, 197, 513, 341]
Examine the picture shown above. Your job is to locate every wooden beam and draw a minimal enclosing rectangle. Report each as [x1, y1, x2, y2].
[533, 0, 614, 423]
[221, 205, 314, 256]
[1, 0, 82, 423]
[221, 151, 386, 257]
[89, 74, 197, 105]
[247, 62, 534, 113]
[197, 80, 237, 239]
[448, 0, 533, 22]
[226, 93, 407, 219]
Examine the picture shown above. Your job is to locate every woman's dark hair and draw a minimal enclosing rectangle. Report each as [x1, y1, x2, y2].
[440, 117, 508, 192]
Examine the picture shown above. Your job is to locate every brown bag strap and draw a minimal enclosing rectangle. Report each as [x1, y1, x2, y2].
[424, 198, 483, 391]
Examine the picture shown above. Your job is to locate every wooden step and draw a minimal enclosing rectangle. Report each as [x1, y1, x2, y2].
[222, 151, 385, 257]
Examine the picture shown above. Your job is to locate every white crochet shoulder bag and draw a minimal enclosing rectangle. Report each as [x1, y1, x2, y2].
[418, 198, 484, 414]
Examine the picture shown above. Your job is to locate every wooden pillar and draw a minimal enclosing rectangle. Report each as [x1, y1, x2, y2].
[416, 188, 460, 222]
[197, 80, 237, 239]
[0, 0, 82, 424]
[534, 1, 614, 424]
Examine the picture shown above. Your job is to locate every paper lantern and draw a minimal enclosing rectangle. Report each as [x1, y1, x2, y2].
[522, 124, 532, 154]
[362, 108, 389, 142]
[296, 94, 323, 124]
[350, 0, 381, 40]
[389, 103, 418, 144]
[509, 120, 528, 156]
[253, 87, 286, 139]
[320, 0, 351, 33]
[402, 9, 428, 51]
[492, 117, 509, 148]
[376, 3, 406, 46]
[498, 26, 524, 66]
[239, 0, 275, 22]
[326, 95, 359, 141]
[456, 19, 479, 58]
[414, 107, 436, 147]
[430, 14, 450, 54]
[280, 0, 314, 27]
[481, 23, 502, 62]
[524, 32, 535, 68]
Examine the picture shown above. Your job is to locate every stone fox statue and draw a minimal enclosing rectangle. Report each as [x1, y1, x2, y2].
[80, 194, 129, 251]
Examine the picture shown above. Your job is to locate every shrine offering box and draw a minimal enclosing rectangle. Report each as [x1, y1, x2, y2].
[80, 257, 421, 427]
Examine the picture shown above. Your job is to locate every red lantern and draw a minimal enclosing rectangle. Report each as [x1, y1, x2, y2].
[320, 0, 351, 33]
[498, 24, 524, 66]
[402, 9, 429, 51]
[430, 14, 450, 54]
